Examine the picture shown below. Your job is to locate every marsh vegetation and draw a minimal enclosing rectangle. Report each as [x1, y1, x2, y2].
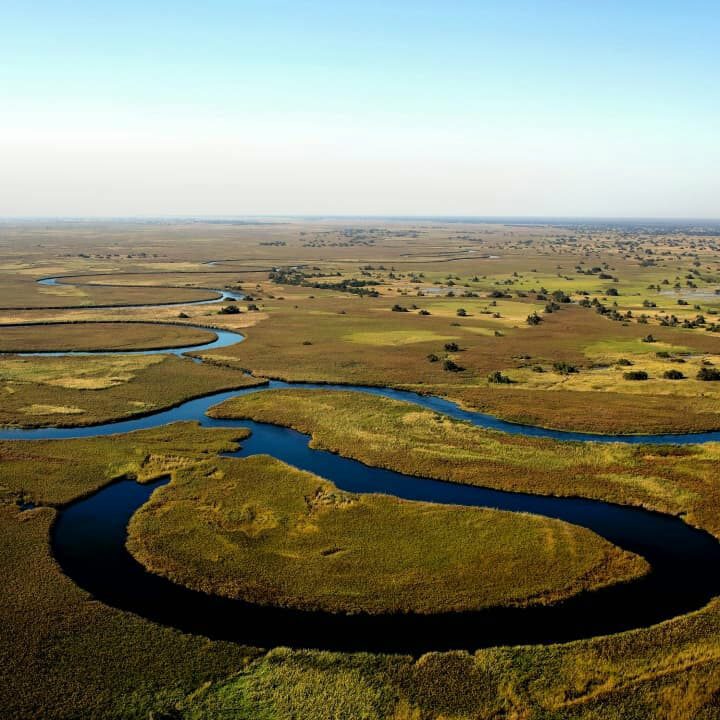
[4, 219, 720, 718]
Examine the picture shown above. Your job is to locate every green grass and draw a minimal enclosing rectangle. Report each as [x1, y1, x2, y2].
[0, 423, 263, 719]
[4, 221, 720, 718]
[344, 329, 457, 346]
[3, 418, 718, 719]
[0, 422, 247, 504]
[200, 286, 720, 433]
[127, 454, 645, 614]
[209, 389, 720, 538]
[0, 354, 261, 428]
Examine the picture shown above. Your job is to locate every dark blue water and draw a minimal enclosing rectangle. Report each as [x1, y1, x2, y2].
[9, 272, 720, 652]
[51, 415, 720, 653]
[4, 380, 720, 445]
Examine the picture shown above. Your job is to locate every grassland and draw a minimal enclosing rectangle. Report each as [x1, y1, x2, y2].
[0, 270, 220, 308]
[0, 424, 260, 719]
[0, 320, 215, 352]
[127, 454, 645, 614]
[210, 389, 720, 537]
[0, 422, 246, 504]
[199, 284, 720, 434]
[0, 421, 718, 719]
[0, 354, 261, 427]
[4, 219, 720, 718]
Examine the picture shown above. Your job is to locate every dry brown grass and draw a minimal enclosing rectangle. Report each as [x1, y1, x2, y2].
[0, 321, 215, 352]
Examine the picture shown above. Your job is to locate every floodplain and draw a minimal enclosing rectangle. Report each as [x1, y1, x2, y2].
[3, 218, 720, 719]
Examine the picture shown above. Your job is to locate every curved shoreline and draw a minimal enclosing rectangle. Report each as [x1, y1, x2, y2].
[4, 268, 720, 653]
[0, 320, 220, 354]
[48, 419, 720, 654]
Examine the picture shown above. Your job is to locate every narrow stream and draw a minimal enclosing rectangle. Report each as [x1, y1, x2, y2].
[49, 415, 720, 654]
[3, 272, 720, 653]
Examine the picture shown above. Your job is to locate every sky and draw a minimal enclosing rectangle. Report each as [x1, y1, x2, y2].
[1, 1, 718, 218]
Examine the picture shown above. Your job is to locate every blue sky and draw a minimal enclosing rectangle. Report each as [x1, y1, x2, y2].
[1, 1, 718, 216]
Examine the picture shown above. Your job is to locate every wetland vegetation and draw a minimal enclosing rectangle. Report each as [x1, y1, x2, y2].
[3, 218, 720, 719]
[127, 454, 645, 614]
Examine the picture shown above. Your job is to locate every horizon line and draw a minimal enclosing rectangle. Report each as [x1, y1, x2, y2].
[1, 214, 720, 223]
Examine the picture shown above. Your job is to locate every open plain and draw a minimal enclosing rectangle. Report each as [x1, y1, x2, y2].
[3, 218, 720, 719]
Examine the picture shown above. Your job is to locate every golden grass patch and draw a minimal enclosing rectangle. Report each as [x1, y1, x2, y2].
[128, 454, 646, 614]
[344, 329, 456, 346]
[21, 404, 85, 415]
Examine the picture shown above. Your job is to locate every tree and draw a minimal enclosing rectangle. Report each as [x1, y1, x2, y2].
[663, 369, 685, 380]
[443, 359, 464, 372]
[218, 304, 241, 315]
[552, 361, 578, 375]
[444, 342, 459, 352]
[456, 308, 467, 317]
[487, 370, 512, 384]
[526, 312, 542, 326]
[697, 366, 720, 381]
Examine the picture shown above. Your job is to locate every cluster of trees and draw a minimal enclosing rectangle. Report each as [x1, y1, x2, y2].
[619, 366, 720, 381]
[552, 361, 578, 375]
[268, 269, 380, 297]
[698, 366, 720, 381]
[426, 342, 464, 372]
[218, 304, 241, 315]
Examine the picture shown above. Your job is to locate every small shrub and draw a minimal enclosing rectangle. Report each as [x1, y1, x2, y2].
[552, 361, 578, 375]
[624, 370, 649, 380]
[218, 304, 241, 315]
[444, 342, 459, 352]
[663, 369, 685, 380]
[443, 359, 464, 372]
[697, 367, 720, 381]
[616, 358, 633, 366]
[487, 370, 512, 384]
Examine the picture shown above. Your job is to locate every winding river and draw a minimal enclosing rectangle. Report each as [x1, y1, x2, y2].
[3, 272, 720, 654]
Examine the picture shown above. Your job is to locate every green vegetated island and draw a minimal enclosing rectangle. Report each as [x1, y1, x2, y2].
[3, 219, 720, 719]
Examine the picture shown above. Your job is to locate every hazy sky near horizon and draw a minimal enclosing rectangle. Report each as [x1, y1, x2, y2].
[1, 1, 718, 218]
